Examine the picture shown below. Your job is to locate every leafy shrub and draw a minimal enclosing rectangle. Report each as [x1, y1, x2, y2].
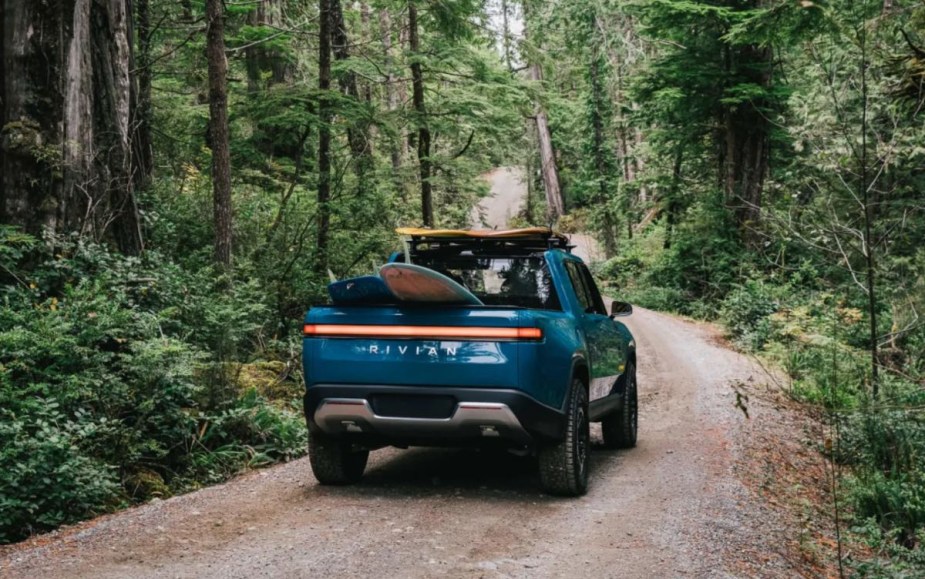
[835, 376, 925, 558]
[0, 231, 306, 543]
[0, 409, 119, 542]
[597, 251, 646, 289]
[719, 280, 778, 350]
[182, 388, 306, 487]
[849, 468, 925, 547]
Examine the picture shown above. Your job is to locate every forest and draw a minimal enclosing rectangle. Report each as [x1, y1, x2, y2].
[1, 0, 924, 573]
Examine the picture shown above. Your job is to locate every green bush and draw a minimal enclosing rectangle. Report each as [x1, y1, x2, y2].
[0, 231, 306, 543]
[719, 280, 779, 351]
[0, 409, 119, 542]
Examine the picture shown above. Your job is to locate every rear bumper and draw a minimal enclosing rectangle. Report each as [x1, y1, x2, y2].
[304, 385, 566, 446]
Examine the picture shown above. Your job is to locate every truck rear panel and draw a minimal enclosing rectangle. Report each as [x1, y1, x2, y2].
[302, 305, 577, 445]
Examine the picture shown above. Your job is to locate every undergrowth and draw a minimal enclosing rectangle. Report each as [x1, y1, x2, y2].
[599, 218, 925, 574]
[0, 229, 306, 543]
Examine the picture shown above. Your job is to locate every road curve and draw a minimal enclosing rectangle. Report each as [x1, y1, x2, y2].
[473, 167, 605, 264]
[0, 308, 798, 578]
[471, 167, 526, 230]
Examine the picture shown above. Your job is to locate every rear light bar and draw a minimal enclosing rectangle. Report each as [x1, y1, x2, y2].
[303, 324, 543, 341]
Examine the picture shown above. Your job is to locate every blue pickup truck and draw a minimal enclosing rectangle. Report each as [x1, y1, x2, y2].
[302, 229, 637, 496]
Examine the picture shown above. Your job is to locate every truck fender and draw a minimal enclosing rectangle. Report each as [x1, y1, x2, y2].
[566, 353, 590, 411]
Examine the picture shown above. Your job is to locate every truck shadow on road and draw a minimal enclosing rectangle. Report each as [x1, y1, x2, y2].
[307, 439, 628, 501]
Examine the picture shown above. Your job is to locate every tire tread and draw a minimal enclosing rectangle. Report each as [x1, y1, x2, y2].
[309, 433, 369, 485]
[538, 379, 589, 496]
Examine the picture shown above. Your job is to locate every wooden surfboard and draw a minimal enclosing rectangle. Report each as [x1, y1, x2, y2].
[379, 263, 484, 305]
[328, 276, 397, 305]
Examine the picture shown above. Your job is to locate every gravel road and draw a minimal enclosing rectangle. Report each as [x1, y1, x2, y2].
[0, 168, 805, 577]
[472, 167, 604, 264]
[471, 167, 526, 230]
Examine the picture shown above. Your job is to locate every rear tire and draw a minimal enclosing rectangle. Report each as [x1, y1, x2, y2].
[538, 379, 590, 496]
[602, 362, 638, 449]
[309, 433, 369, 485]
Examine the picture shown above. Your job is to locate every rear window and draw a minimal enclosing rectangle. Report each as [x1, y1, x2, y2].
[413, 256, 561, 310]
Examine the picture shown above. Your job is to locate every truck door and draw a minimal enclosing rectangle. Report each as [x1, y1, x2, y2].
[564, 261, 625, 402]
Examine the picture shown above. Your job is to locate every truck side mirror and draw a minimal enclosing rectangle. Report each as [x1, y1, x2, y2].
[610, 301, 633, 318]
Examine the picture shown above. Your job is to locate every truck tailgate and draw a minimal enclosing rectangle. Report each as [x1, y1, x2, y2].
[303, 306, 532, 390]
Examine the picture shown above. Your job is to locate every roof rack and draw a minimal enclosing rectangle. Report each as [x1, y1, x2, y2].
[396, 228, 573, 258]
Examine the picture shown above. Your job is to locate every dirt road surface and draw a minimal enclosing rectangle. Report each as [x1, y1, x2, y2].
[1, 308, 803, 578]
[471, 168, 526, 230]
[473, 167, 604, 264]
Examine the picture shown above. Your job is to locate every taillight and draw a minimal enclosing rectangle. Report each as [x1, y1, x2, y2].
[303, 324, 543, 341]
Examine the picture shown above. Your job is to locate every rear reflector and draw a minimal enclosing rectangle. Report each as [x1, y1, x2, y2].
[303, 324, 543, 341]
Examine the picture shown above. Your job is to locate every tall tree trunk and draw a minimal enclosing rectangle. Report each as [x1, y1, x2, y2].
[245, 1, 268, 92]
[523, 2, 564, 222]
[1, 0, 66, 233]
[378, 8, 402, 171]
[331, 0, 373, 177]
[1, 0, 142, 254]
[97, 0, 144, 254]
[721, 43, 771, 238]
[206, 0, 232, 267]
[408, 2, 433, 227]
[245, 0, 291, 92]
[316, 0, 333, 274]
[589, 52, 616, 257]
[360, 2, 373, 105]
[858, 21, 880, 399]
[180, 0, 193, 21]
[633, 123, 647, 203]
[533, 99, 564, 221]
[663, 146, 684, 250]
[246, 0, 298, 159]
[500, 0, 513, 72]
[617, 121, 634, 184]
[133, 0, 154, 190]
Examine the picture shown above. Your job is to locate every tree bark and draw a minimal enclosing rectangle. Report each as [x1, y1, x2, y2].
[523, 2, 564, 222]
[331, 0, 373, 178]
[245, 0, 291, 92]
[133, 0, 154, 190]
[858, 23, 880, 399]
[206, 0, 232, 267]
[663, 146, 684, 250]
[721, 43, 771, 239]
[378, 8, 402, 171]
[1, 0, 65, 233]
[409, 2, 433, 227]
[1, 0, 143, 254]
[500, 0, 513, 72]
[96, 0, 144, 254]
[316, 0, 333, 274]
[180, 0, 193, 21]
[360, 2, 373, 106]
[533, 96, 564, 221]
[633, 123, 647, 203]
[589, 51, 616, 257]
